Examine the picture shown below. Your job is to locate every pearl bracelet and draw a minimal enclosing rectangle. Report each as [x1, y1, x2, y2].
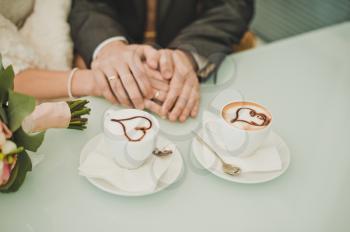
[67, 68, 79, 99]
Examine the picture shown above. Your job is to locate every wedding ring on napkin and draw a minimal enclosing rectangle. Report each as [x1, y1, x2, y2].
[107, 75, 117, 81]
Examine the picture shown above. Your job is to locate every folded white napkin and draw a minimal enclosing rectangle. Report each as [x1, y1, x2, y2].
[79, 143, 175, 193]
[223, 146, 281, 173]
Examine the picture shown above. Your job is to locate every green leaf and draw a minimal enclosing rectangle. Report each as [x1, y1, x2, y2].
[0, 150, 32, 193]
[22, 150, 32, 172]
[8, 89, 36, 131]
[0, 107, 8, 124]
[0, 65, 14, 89]
[0, 54, 4, 71]
[0, 65, 15, 104]
[13, 127, 45, 152]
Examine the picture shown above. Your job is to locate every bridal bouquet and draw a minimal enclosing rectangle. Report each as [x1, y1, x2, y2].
[0, 56, 90, 192]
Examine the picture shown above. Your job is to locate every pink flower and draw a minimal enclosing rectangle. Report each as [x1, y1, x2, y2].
[0, 161, 11, 186]
[0, 121, 13, 186]
[0, 120, 12, 139]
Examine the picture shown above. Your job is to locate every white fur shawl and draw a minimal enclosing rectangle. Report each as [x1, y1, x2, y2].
[0, 0, 73, 73]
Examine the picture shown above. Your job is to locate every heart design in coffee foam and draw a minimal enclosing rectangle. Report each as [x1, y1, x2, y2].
[111, 116, 153, 142]
[231, 107, 269, 127]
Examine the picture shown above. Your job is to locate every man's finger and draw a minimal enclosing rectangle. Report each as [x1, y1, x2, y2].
[149, 77, 169, 92]
[129, 55, 153, 99]
[160, 49, 174, 79]
[161, 73, 183, 116]
[179, 88, 198, 122]
[168, 79, 192, 121]
[144, 64, 165, 81]
[191, 99, 200, 118]
[109, 73, 131, 107]
[143, 46, 159, 69]
[152, 89, 167, 103]
[103, 87, 119, 104]
[144, 99, 162, 116]
[117, 64, 144, 109]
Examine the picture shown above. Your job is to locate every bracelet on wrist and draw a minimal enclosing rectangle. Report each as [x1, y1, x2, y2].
[67, 68, 79, 99]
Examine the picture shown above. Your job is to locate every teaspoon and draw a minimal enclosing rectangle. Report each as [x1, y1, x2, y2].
[192, 131, 241, 176]
[152, 145, 173, 157]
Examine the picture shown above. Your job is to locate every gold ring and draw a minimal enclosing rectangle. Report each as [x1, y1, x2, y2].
[107, 75, 116, 81]
[154, 91, 160, 98]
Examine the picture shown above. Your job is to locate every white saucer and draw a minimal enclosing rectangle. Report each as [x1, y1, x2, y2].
[80, 134, 184, 196]
[191, 128, 290, 184]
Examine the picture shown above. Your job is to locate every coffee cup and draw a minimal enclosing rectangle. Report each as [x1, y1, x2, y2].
[103, 109, 159, 169]
[204, 101, 272, 158]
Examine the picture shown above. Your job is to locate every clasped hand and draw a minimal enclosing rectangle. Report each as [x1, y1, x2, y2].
[91, 41, 200, 122]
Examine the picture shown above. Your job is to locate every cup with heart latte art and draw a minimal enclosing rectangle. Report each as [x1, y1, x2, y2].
[205, 101, 272, 158]
[103, 109, 159, 169]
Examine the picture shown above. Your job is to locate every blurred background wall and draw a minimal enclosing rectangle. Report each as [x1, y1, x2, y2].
[251, 0, 350, 42]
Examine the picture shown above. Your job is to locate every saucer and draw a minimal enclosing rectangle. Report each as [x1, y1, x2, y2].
[80, 134, 184, 196]
[191, 128, 290, 184]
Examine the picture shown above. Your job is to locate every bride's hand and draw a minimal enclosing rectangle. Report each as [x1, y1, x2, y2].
[71, 69, 118, 104]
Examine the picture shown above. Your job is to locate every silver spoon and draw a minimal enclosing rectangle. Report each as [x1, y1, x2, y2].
[152, 145, 173, 157]
[192, 131, 241, 176]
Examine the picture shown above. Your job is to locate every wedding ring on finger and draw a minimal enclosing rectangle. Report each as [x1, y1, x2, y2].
[154, 90, 160, 99]
[107, 75, 117, 82]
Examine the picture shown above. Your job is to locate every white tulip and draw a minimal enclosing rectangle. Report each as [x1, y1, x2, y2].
[2, 140, 17, 155]
[0, 132, 5, 147]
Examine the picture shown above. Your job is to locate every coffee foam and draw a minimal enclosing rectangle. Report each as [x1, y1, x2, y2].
[222, 102, 272, 131]
[104, 109, 157, 142]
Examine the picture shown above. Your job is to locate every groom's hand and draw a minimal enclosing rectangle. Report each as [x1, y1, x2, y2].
[158, 50, 200, 122]
[91, 41, 157, 109]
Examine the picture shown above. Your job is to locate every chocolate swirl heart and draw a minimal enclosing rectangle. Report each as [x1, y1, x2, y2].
[111, 116, 152, 142]
[230, 107, 270, 127]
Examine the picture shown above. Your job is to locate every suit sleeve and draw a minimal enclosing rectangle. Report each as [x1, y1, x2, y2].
[168, 0, 254, 78]
[69, 0, 128, 66]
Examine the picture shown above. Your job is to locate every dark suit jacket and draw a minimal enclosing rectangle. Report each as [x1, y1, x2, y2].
[69, 0, 254, 78]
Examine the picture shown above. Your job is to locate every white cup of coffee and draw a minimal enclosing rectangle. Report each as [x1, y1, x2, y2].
[103, 109, 159, 169]
[205, 101, 272, 158]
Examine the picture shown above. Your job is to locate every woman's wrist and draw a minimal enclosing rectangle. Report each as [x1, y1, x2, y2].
[71, 69, 95, 97]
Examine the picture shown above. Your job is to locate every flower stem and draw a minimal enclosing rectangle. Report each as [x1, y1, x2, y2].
[67, 99, 90, 130]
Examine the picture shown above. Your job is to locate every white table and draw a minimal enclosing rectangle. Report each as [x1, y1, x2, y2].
[1, 22, 349, 232]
